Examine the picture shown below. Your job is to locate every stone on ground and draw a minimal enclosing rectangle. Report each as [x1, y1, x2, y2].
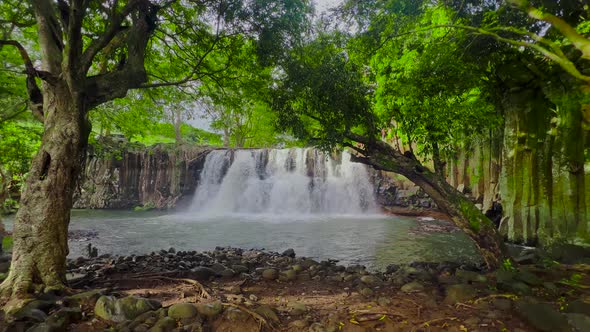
[168, 303, 198, 319]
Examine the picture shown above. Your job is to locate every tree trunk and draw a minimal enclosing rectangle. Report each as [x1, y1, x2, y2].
[432, 142, 446, 178]
[0, 82, 89, 308]
[348, 135, 506, 270]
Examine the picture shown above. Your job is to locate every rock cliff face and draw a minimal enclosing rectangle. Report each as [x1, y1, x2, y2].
[74, 141, 211, 209]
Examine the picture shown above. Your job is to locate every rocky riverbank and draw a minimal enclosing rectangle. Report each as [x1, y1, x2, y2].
[2, 246, 590, 332]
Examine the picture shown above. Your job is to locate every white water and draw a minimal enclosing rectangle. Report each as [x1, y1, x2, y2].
[190, 148, 377, 216]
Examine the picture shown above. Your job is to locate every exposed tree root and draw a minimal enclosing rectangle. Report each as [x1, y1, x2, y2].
[222, 302, 272, 331]
[473, 294, 519, 304]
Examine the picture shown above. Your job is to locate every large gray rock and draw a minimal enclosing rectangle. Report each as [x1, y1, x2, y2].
[95, 295, 161, 322]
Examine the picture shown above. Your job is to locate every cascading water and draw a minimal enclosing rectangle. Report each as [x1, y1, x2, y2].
[190, 148, 378, 215]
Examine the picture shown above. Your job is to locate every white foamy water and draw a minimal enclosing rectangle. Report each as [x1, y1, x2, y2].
[190, 148, 377, 216]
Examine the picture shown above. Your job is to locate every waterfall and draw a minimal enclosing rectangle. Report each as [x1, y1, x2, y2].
[190, 148, 378, 215]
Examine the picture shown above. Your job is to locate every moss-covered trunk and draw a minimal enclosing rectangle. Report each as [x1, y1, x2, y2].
[348, 135, 506, 270]
[0, 82, 89, 308]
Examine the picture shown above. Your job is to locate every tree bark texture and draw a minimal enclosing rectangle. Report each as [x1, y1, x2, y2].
[1, 83, 89, 302]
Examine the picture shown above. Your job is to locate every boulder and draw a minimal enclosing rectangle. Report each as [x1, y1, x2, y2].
[195, 301, 223, 319]
[280, 269, 297, 281]
[262, 269, 278, 280]
[400, 281, 424, 293]
[360, 275, 382, 286]
[565, 300, 590, 316]
[516, 302, 570, 332]
[45, 308, 83, 329]
[566, 313, 590, 332]
[223, 307, 250, 322]
[287, 302, 308, 316]
[360, 288, 374, 297]
[282, 249, 296, 258]
[254, 305, 279, 322]
[150, 316, 176, 332]
[231, 265, 249, 274]
[455, 270, 487, 283]
[95, 295, 161, 322]
[168, 303, 198, 319]
[190, 267, 217, 280]
[444, 284, 477, 304]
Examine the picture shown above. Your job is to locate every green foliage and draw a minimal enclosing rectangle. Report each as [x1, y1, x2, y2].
[501, 258, 517, 272]
[560, 273, 584, 288]
[133, 202, 156, 212]
[271, 32, 376, 151]
[2, 236, 12, 251]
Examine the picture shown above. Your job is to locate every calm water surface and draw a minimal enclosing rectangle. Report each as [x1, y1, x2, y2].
[4, 210, 481, 270]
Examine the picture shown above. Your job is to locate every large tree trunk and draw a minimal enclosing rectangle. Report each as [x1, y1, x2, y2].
[348, 134, 506, 270]
[0, 83, 89, 308]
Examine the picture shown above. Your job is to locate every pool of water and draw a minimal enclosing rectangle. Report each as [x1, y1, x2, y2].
[3, 210, 481, 270]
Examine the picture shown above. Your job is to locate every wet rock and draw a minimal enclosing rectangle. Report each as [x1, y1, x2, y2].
[254, 305, 279, 322]
[401, 281, 424, 293]
[292, 264, 303, 272]
[444, 284, 477, 304]
[95, 295, 161, 322]
[195, 301, 223, 319]
[168, 303, 198, 319]
[67, 289, 104, 306]
[516, 302, 570, 332]
[282, 248, 296, 258]
[262, 269, 278, 280]
[360, 275, 382, 286]
[566, 313, 590, 332]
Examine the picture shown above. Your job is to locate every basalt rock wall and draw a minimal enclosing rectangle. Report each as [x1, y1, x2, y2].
[74, 141, 211, 209]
